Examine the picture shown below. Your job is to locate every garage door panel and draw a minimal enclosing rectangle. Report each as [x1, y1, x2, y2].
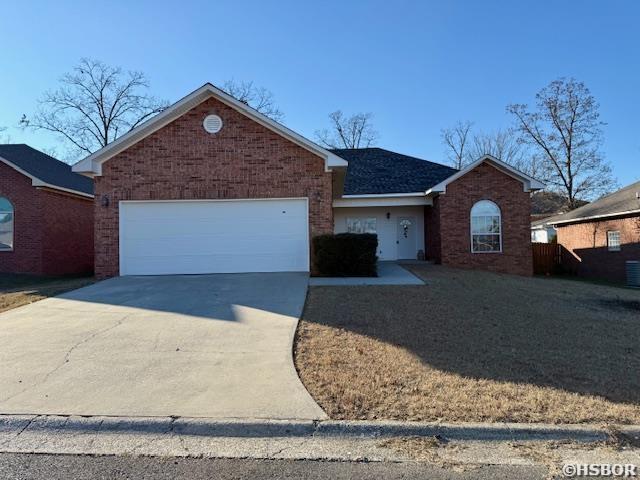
[122, 209, 308, 224]
[122, 224, 304, 241]
[122, 235, 308, 257]
[119, 199, 309, 275]
[122, 218, 306, 239]
[122, 253, 305, 276]
[124, 201, 307, 219]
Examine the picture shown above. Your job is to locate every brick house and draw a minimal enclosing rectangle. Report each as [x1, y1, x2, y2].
[72, 83, 543, 279]
[543, 181, 640, 283]
[0, 145, 94, 275]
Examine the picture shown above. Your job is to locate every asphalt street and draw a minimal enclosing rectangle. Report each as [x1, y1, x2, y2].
[0, 453, 548, 480]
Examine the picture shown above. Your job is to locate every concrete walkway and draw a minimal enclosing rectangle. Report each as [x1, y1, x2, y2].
[309, 262, 424, 286]
[0, 273, 326, 420]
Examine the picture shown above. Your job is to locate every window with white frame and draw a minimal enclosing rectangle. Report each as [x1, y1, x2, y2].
[346, 217, 377, 234]
[0, 197, 14, 251]
[607, 231, 621, 251]
[470, 200, 501, 253]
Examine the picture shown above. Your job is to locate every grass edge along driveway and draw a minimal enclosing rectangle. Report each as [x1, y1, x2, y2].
[0, 274, 94, 313]
[295, 264, 640, 424]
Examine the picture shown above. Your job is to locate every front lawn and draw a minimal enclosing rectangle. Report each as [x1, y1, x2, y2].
[0, 274, 94, 313]
[294, 264, 640, 424]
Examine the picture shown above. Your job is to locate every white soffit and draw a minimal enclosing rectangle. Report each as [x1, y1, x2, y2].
[334, 195, 432, 208]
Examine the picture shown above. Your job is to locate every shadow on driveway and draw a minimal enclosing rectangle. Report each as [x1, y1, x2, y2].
[0, 272, 326, 420]
[55, 272, 308, 321]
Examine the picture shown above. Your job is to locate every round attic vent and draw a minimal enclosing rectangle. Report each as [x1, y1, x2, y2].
[203, 114, 223, 134]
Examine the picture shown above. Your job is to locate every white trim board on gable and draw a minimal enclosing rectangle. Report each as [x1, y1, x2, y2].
[72, 83, 348, 177]
[425, 155, 545, 194]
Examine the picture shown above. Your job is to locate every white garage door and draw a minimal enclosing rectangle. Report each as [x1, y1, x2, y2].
[119, 199, 309, 275]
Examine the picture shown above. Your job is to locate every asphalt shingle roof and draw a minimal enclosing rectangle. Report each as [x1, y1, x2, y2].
[544, 181, 640, 225]
[330, 147, 457, 195]
[0, 144, 93, 195]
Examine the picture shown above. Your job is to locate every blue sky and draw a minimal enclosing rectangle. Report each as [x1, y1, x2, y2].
[2, 0, 638, 185]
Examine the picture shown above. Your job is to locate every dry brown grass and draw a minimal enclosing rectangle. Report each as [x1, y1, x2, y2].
[0, 274, 94, 313]
[295, 264, 640, 424]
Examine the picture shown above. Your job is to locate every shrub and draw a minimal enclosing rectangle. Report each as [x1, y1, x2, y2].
[312, 233, 378, 277]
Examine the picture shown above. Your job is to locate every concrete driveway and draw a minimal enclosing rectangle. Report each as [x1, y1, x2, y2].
[0, 273, 326, 420]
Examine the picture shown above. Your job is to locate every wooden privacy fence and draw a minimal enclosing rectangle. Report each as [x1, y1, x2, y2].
[532, 243, 560, 275]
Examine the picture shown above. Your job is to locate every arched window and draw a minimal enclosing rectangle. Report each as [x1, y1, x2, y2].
[470, 200, 501, 253]
[0, 197, 14, 251]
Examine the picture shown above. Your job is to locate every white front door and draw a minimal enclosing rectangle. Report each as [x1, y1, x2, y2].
[397, 216, 417, 260]
[119, 198, 309, 275]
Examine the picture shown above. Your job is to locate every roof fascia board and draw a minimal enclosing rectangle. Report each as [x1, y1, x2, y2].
[550, 209, 640, 226]
[425, 155, 545, 195]
[334, 196, 432, 208]
[342, 192, 426, 198]
[0, 156, 93, 199]
[73, 83, 347, 175]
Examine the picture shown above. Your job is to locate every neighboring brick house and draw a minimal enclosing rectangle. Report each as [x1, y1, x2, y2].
[72, 83, 543, 278]
[542, 181, 640, 283]
[0, 145, 94, 275]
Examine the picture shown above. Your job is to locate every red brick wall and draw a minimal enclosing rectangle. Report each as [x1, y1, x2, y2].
[41, 189, 94, 276]
[556, 215, 640, 283]
[94, 96, 333, 278]
[0, 162, 94, 275]
[437, 162, 533, 276]
[0, 162, 43, 274]
[424, 199, 441, 262]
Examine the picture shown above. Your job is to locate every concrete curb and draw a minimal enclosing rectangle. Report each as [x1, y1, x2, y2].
[1, 414, 639, 463]
[1, 414, 638, 443]
[317, 420, 623, 443]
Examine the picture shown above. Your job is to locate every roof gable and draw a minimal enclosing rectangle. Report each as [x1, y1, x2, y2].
[425, 155, 545, 194]
[72, 83, 347, 176]
[0, 144, 94, 197]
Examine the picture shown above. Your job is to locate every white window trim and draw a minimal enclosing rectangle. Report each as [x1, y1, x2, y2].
[0, 197, 14, 252]
[470, 200, 503, 254]
[607, 230, 621, 252]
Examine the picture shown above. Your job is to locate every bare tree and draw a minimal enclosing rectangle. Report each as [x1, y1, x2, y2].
[315, 111, 379, 149]
[469, 129, 523, 165]
[468, 128, 548, 179]
[20, 58, 168, 160]
[222, 80, 284, 122]
[40, 146, 60, 158]
[507, 78, 616, 208]
[0, 126, 10, 143]
[441, 122, 545, 179]
[441, 120, 473, 169]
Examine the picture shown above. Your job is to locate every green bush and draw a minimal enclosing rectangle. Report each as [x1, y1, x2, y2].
[312, 233, 378, 277]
